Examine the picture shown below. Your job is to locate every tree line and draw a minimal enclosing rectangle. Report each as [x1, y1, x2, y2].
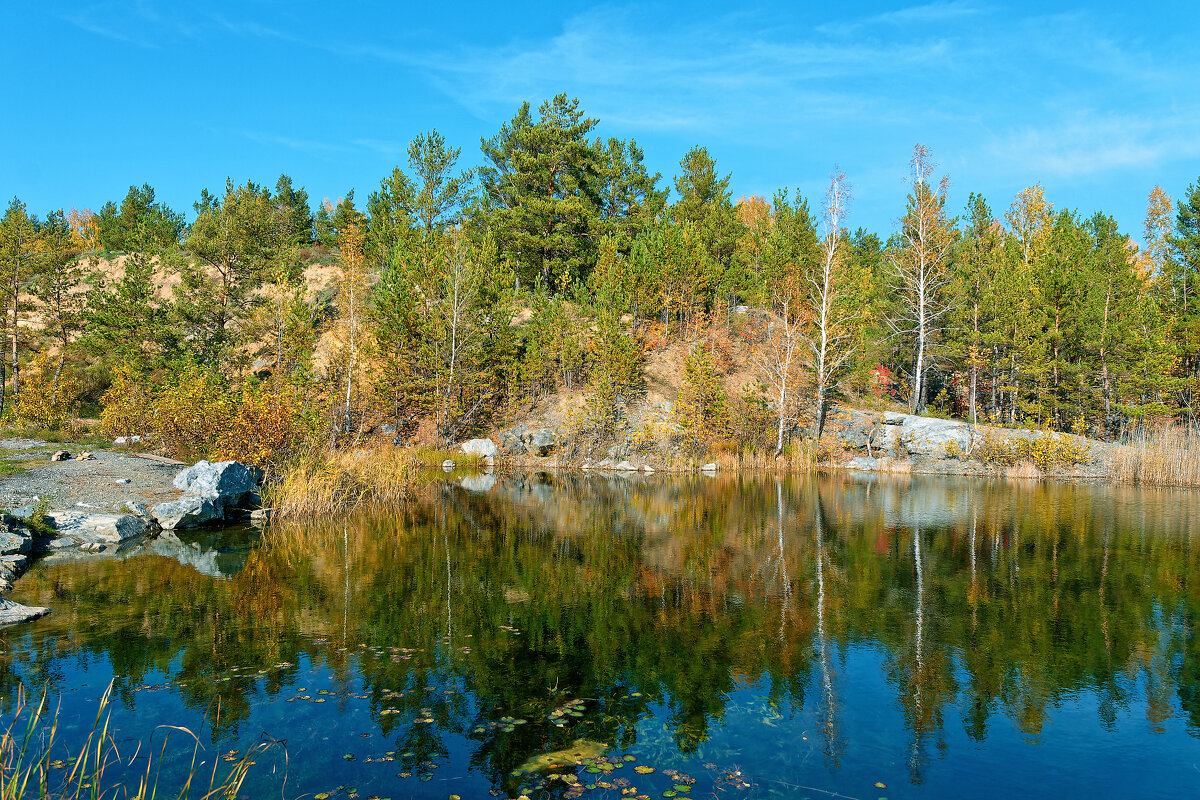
[2, 93, 1199, 461]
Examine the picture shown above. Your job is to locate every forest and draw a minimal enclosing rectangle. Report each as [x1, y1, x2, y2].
[2, 94, 1199, 469]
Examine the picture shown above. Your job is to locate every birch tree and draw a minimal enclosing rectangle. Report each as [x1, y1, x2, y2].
[751, 279, 807, 457]
[335, 222, 369, 436]
[805, 170, 855, 439]
[889, 145, 955, 414]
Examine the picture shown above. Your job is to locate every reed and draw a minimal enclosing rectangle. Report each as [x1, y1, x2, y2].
[1110, 425, 1200, 487]
[267, 444, 419, 518]
[875, 456, 913, 474]
[1, 681, 281, 800]
[1005, 462, 1042, 480]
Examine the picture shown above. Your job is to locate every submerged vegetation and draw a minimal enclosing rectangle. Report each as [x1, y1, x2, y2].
[2, 96, 1200, 483]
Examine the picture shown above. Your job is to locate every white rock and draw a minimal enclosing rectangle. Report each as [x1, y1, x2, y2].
[460, 438, 498, 460]
[846, 456, 880, 471]
[879, 412, 971, 456]
[700, 462, 718, 472]
[615, 460, 637, 471]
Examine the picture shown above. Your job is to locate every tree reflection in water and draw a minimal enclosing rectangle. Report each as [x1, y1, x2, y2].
[1, 473, 1198, 798]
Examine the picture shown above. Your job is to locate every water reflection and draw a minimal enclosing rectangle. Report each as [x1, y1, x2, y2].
[1, 473, 1198, 799]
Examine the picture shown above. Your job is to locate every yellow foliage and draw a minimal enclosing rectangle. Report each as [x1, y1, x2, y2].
[11, 356, 79, 429]
[268, 445, 415, 517]
[98, 363, 155, 440]
[215, 385, 317, 471]
[153, 364, 234, 461]
[973, 432, 1090, 470]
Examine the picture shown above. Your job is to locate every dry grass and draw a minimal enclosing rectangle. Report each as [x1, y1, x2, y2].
[408, 446, 486, 469]
[1, 681, 280, 800]
[876, 456, 913, 474]
[1110, 425, 1200, 487]
[1005, 462, 1042, 480]
[267, 445, 419, 518]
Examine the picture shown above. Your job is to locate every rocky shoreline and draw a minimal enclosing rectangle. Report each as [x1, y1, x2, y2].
[0, 450, 264, 626]
[486, 408, 1113, 480]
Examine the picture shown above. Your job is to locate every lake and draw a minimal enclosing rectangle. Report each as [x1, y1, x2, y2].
[3, 472, 1199, 799]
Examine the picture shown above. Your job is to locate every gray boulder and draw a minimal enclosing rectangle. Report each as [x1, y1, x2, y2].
[614, 460, 637, 471]
[0, 598, 50, 626]
[879, 412, 971, 456]
[152, 460, 260, 530]
[461, 438, 498, 462]
[846, 456, 880, 471]
[528, 429, 556, 457]
[0, 554, 26, 582]
[150, 496, 223, 531]
[45, 510, 155, 546]
[700, 462, 718, 472]
[0, 525, 31, 556]
[173, 460, 259, 509]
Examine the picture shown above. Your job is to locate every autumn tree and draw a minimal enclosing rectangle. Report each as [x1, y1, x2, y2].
[32, 210, 85, 402]
[367, 130, 474, 271]
[750, 190, 818, 456]
[676, 345, 729, 453]
[334, 222, 370, 436]
[1168, 178, 1200, 428]
[805, 170, 856, 439]
[594, 137, 666, 245]
[889, 144, 955, 413]
[180, 179, 294, 371]
[946, 194, 1002, 425]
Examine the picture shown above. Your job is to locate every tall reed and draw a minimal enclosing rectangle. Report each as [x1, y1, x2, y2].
[1110, 425, 1200, 487]
[267, 445, 419, 518]
[1, 681, 281, 800]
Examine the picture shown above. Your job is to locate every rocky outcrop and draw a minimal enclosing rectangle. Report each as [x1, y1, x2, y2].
[43, 510, 155, 551]
[0, 515, 33, 556]
[0, 598, 50, 626]
[149, 497, 223, 531]
[499, 426, 557, 457]
[151, 460, 260, 531]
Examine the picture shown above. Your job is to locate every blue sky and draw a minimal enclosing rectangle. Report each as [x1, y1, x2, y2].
[4, 1, 1198, 243]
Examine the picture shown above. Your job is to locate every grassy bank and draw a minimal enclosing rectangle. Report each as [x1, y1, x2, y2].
[266, 444, 486, 518]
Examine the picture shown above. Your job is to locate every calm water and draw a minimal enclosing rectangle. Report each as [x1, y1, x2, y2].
[4, 473, 1200, 799]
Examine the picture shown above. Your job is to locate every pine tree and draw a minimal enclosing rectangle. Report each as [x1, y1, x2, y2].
[0, 198, 39, 404]
[479, 95, 601, 292]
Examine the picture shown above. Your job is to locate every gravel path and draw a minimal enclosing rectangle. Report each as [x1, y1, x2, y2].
[0, 441, 182, 514]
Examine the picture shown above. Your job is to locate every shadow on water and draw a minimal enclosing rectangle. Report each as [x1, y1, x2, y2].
[2, 472, 1199, 799]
